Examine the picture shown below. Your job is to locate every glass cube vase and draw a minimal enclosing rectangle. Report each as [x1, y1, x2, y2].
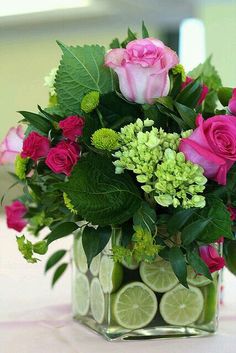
[72, 229, 221, 341]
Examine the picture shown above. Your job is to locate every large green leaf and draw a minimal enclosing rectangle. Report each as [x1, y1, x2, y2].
[181, 219, 210, 245]
[167, 208, 197, 235]
[45, 249, 67, 273]
[176, 79, 202, 108]
[133, 202, 157, 234]
[60, 153, 142, 226]
[187, 250, 212, 280]
[168, 247, 188, 288]
[18, 111, 52, 135]
[55, 42, 116, 115]
[46, 222, 78, 245]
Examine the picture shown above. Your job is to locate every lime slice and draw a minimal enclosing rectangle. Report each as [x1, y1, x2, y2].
[187, 266, 212, 287]
[197, 282, 218, 324]
[99, 255, 123, 293]
[90, 278, 105, 324]
[113, 281, 158, 329]
[73, 272, 90, 316]
[140, 258, 178, 293]
[73, 236, 88, 273]
[90, 253, 101, 276]
[122, 256, 139, 270]
[160, 284, 204, 326]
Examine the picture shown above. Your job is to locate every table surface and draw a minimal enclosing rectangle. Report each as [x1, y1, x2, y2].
[1, 216, 236, 353]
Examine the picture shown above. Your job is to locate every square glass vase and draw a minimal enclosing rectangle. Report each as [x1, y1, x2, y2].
[72, 228, 221, 341]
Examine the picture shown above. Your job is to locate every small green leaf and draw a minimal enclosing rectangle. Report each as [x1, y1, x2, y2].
[133, 202, 157, 234]
[127, 28, 137, 41]
[187, 250, 212, 280]
[82, 226, 111, 266]
[168, 247, 188, 288]
[33, 240, 48, 255]
[142, 21, 150, 38]
[52, 263, 68, 287]
[174, 102, 197, 129]
[16, 235, 38, 263]
[109, 38, 120, 49]
[18, 111, 52, 135]
[45, 250, 67, 272]
[181, 219, 210, 245]
[168, 208, 196, 235]
[176, 79, 202, 108]
[46, 222, 78, 245]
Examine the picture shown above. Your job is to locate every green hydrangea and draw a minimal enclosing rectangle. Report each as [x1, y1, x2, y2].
[81, 91, 100, 113]
[113, 118, 180, 182]
[172, 64, 186, 81]
[63, 193, 78, 214]
[154, 149, 207, 208]
[15, 155, 29, 180]
[44, 67, 57, 96]
[91, 128, 119, 151]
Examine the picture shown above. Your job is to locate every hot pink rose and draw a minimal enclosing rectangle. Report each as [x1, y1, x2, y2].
[21, 132, 50, 161]
[181, 76, 209, 105]
[105, 38, 178, 104]
[59, 116, 84, 141]
[227, 206, 236, 221]
[45, 140, 79, 176]
[199, 245, 225, 273]
[179, 114, 236, 185]
[229, 88, 236, 115]
[5, 200, 27, 232]
[0, 126, 24, 165]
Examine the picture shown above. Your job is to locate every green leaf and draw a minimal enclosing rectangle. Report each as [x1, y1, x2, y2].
[181, 219, 210, 246]
[60, 153, 142, 226]
[46, 222, 78, 245]
[218, 87, 233, 106]
[52, 263, 68, 287]
[174, 102, 197, 129]
[168, 208, 197, 235]
[176, 79, 202, 108]
[203, 91, 218, 114]
[224, 239, 236, 275]
[142, 21, 150, 38]
[33, 240, 48, 255]
[133, 202, 157, 234]
[168, 247, 188, 288]
[128, 28, 137, 41]
[55, 42, 116, 115]
[16, 235, 38, 263]
[82, 226, 111, 266]
[45, 249, 67, 272]
[18, 111, 52, 135]
[109, 38, 121, 49]
[156, 96, 174, 111]
[187, 250, 212, 280]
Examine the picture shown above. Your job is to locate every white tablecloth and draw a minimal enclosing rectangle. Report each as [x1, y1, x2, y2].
[1, 216, 236, 353]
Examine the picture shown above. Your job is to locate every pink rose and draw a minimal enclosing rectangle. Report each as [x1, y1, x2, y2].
[179, 114, 236, 185]
[229, 88, 236, 115]
[5, 200, 27, 232]
[21, 132, 50, 161]
[181, 76, 209, 105]
[199, 245, 225, 273]
[59, 116, 84, 141]
[45, 140, 79, 176]
[227, 206, 236, 221]
[105, 38, 178, 104]
[0, 126, 24, 165]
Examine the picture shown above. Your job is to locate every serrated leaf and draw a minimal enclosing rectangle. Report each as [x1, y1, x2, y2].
[18, 111, 52, 135]
[133, 202, 157, 234]
[45, 249, 67, 272]
[187, 250, 212, 280]
[181, 219, 210, 245]
[60, 153, 142, 226]
[55, 42, 116, 115]
[52, 263, 68, 287]
[169, 247, 188, 288]
[142, 21, 150, 38]
[46, 222, 78, 245]
[82, 226, 111, 266]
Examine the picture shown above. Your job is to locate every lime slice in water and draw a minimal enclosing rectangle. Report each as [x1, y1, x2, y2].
[122, 256, 139, 270]
[90, 253, 101, 276]
[73, 272, 90, 316]
[160, 284, 204, 326]
[140, 258, 178, 293]
[113, 281, 158, 329]
[99, 255, 123, 293]
[90, 277, 105, 324]
[73, 236, 88, 273]
[187, 266, 212, 287]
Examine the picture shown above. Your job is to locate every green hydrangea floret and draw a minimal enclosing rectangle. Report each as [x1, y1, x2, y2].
[63, 193, 78, 214]
[81, 91, 100, 113]
[171, 64, 186, 81]
[15, 155, 29, 180]
[91, 128, 119, 151]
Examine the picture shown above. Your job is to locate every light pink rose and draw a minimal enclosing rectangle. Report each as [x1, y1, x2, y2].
[45, 140, 79, 176]
[0, 126, 24, 165]
[59, 115, 84, 141]
[181, 76, 209, 105]
[199, 245, 225, 273]
[229, 88, 236, 115]
[5, 200, 27, 232]
[105, 38, 179, 104]
[179, 114, 236, 185]
[21, 131, 50, 161]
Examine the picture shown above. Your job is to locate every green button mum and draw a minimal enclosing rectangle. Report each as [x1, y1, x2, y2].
[81, 91, 100, 113]
[91, 128, 120, 151]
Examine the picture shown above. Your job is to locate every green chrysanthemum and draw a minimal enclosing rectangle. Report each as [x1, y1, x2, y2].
[91, 128, 119, 151]
[81, 91, 100, 113]
[171, 64, 186, 81]
[63, 193, 78, 214]
[15, 155, 29, 180]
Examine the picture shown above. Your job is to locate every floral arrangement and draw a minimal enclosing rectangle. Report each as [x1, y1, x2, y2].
[1, 23, 236, 287]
